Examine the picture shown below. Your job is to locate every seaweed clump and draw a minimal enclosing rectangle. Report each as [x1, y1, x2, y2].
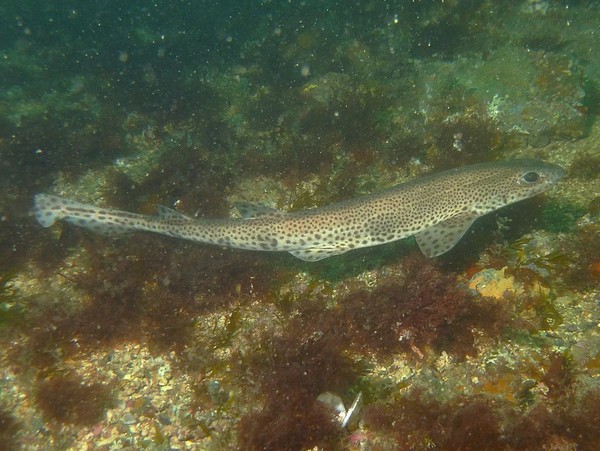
[339, 253, 509, 360]
[35, 375, 114, 426]
[238, 397, 341, 451]
[559, 223, 600, 290]
[235, 254, 514, 448]
[237, 303, 357, 450]
[0, 408, 20, 449]
[12, 228, 280, 372]
[364, 385, 600, 449]
[363, 391, 502, 449]
[506, 389, 600, 449]
[568, 153, 600, 180]
[541, 352, 575, 400]
[430, 113, 502, 168]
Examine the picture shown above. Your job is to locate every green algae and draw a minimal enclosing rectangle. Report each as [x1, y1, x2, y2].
[0, 272, 18, 322]
[541, 202, 587, 233]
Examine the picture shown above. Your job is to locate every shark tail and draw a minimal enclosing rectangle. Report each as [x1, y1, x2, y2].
[33, 194, 141, 235]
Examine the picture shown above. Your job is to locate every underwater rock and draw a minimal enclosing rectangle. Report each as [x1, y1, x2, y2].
[416, 46, 587, 148]
[468, 267, 524, 300]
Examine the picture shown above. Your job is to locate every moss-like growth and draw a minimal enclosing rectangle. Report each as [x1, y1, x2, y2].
[35, 376, 114, 426]
[506, 390, 600, 449]
[559, 223, 600, 290]
[238, 396, 342, 451]
[365, 386, 600, 449]
[236, 298, 359, 449]
[540, 201, 585, 233]
[430, 113, 502, 168]
[338, 253, 510, 360]
[569, 153, 600, 180]
[542, 352, 575, 400]
[0, 408, 20, 449]
[11, 230, 281, 374]
[364, 391, 503, 449]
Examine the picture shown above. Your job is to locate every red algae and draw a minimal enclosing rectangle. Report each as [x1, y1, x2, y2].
[364, 386, 600, 450]
[240, 306, 357, 399]
[339, 253, 511, 360]
[35, 376, 114, 426]
[363, 391, 503, 450]
[0, 408, 20, 449]
[561, 223, 600, 290]
[238, 396, 342, 451]
[9, 229, 280, 375]
[541, 352, 575, 400]
[232, 254, 522, 449]
[235, 300, 358, 449]
[431, 113, 503, 168]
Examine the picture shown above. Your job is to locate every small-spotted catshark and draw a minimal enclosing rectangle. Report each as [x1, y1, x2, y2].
[34, 159, 564, 261]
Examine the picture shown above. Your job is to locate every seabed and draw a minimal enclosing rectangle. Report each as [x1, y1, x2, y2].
[1, 1, 600, 449]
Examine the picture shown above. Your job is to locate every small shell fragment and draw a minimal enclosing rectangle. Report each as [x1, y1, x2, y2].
[341, 391, 362, 429]
[317, 391, 362, 429]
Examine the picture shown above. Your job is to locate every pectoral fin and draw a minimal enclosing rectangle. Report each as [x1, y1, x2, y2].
[415, 212, 479, 258]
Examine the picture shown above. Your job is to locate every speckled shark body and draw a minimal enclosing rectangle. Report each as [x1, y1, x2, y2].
[34, 159, 564, 261]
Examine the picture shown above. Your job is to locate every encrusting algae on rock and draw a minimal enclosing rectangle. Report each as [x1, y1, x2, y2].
[469, 267, 525, 299]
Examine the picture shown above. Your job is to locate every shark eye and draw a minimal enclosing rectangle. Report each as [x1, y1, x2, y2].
[522, 171, 540, 183]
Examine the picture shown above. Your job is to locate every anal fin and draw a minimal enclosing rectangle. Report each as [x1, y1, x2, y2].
[415, 212, 479, 258]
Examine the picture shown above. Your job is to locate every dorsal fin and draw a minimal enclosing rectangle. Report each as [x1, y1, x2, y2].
[234, 202, 285, 219]
[415, 211, 479, 257]
[156, 205, 193, 220]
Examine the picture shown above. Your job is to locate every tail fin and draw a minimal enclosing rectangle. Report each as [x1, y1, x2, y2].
[33, 193, 139, 236]
[34, 194, 70, 227]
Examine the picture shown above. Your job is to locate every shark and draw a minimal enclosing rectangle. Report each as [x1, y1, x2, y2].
[34, 159, 565, 261]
